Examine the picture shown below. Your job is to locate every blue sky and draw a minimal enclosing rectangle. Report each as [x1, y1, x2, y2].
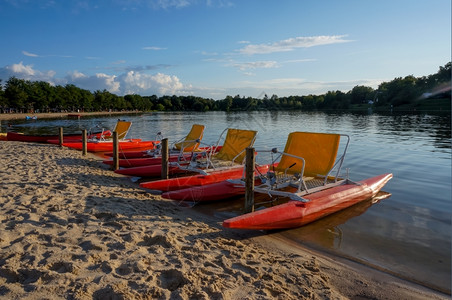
[0, 0, 450, 99]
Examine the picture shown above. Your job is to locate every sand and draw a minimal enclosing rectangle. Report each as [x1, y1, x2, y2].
[0, 140, 448, 300]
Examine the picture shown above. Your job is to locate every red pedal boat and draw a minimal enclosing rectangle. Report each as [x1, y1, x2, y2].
[48, 120, 158, 152]
[218, 131, 393, 230]
[135, 128, 259, 190]
[222, 173, 393, 230]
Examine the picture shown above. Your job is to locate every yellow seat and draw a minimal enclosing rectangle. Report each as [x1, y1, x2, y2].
[175, 128, 258, 174]
[254, 131, 349, 201]
[173, 124, 205, 152]
[102, 120, 132, 140]
[213, 128, 258, 164]
[114, 121, 132, 140]
[276, 132, 340, 177]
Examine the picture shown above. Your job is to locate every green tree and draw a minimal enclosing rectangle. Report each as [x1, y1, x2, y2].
[349, 85, 374, 104]
[4, 77, 28, 111]
[155, 103, 165, 111]
[0, 79, 7, 110]
[65, 84, 84, 111]
[436, 62, 451, 83]
[141, 96, 154, 110]
[378, 76, 418, 107]
[219, 96, 233, 112]
[28, 81, 51, 112]
[171, 95, 183, 110]
[51, 85, 69, 111]
[94, 90, 117, 111]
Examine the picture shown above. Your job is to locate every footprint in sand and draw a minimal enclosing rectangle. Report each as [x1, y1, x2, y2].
[138, 230, 180, 250]
[158, 269, 187, 291]
[49, 261, 79, 274]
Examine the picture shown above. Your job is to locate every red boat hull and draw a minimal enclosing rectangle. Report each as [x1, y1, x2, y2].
[140, 164, 272, 192]
[222, 173, 393, 230]
[114, 164, 187, 177]
[6, 131, 108, 143]
[162, 180, 245, 201]
[53, 139, 157, 152]
[104, 150, 151, 159]
[103, 154, 193, 167]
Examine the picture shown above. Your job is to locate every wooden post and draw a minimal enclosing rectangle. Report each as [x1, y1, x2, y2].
[58, 127, 63, 147]
[82, 129, 87, 156]
[112, 131, 119, 171]
[161, 138, 169, 179]
[244, 147, 255, 213]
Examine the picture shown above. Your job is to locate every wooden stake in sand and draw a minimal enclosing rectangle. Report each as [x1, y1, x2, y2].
[244, 147, 255, 213]
[161, 138, 169, 179]
[82, 129, 87, 156]
[112, 131, 119, 171]
[59, 127, 63, 147]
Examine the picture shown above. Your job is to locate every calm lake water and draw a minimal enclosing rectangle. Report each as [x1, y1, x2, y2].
[2, 110, 451, 293]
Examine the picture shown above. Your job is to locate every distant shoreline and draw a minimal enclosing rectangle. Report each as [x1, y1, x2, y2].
[0, 111, 143, 121]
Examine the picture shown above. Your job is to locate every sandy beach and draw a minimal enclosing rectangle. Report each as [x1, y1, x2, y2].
[0, 140, 448, 299]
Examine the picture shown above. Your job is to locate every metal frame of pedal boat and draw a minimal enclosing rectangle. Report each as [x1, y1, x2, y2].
[170, 128, 257, 176]
[250, 134, 351, 202]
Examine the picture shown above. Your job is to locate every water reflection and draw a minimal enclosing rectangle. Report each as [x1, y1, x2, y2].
[374, 113, 451, 151]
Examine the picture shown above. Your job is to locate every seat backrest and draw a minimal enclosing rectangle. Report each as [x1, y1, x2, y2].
[113, 121, 132, 140]
[214, 128, 257, 164]
[174, 124, 205, 151]
[276, 132, 340, 177]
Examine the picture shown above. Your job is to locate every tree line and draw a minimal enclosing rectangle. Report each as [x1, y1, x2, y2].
[0, 62, 450, 114]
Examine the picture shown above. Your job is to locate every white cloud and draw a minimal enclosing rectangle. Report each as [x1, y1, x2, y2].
[238, 35, 352, 55]
[151, 0, 190, 9]
[283, 58, 317, 64]
[66, 71, 120, 93]
[0, 62, 56, 83]
[152, 0, 234, 9]
[142, 46, 167, 50]
[8, 62, 36, 76]
[69, 70, 86, 79]
[119, 71, 184, 95]
[22, 51, 39, 57]
[235, 77, 383, 96]
[232, 61, 279, 71]
[0, 61, 384, 100]
[65, 71, 186, 95]
[200, 51, 219, 56]
[0, 62, 186, 96]
[5, 0, 233, 12]
[22, 50, 73, 59]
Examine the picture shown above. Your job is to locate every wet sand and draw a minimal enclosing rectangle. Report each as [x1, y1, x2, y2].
[0, 140, 448, 299]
